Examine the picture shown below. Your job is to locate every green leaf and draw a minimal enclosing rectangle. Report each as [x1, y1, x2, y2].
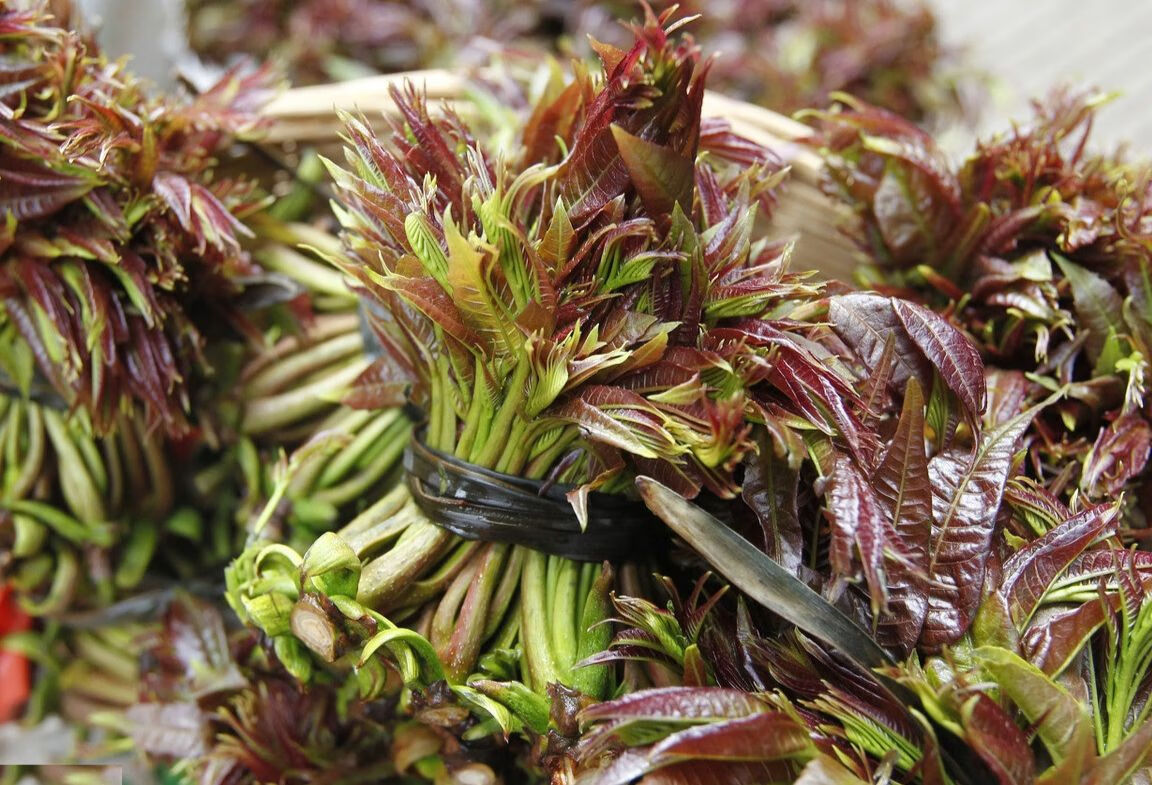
[1051, 252, 1127, 366]
[975, 646, 1090, 763]
[538, 197, 575, 273]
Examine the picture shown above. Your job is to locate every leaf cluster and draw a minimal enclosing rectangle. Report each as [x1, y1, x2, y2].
[0, 4, 275, 434]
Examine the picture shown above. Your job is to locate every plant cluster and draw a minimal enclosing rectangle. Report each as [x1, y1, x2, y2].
[0, 3, 279, 616]
[558, 86, 1152, 785]
[3, 3, 1151, 785]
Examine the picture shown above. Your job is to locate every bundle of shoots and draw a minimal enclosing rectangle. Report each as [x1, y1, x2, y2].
[228, 9, 827, 762]
[0, 3, 278, 614]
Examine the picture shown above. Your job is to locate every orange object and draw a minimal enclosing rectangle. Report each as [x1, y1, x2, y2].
[0, 585, 32, 722]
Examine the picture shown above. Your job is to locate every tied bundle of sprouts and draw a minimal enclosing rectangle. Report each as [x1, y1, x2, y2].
[227, 8, 824, 758]
[0, 3, 276, 613]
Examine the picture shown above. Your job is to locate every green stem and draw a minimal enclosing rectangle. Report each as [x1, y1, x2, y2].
[471, 360, 530, 468]
[482, 545, 526, 641]
[241, 313, 359, 377]
[358, 519, 454, 610]
[242, 358, 369, 436]
[316, 409, 403, 488]
[255, 244, 353, 300]
[341, 497, 422, 559]
[402, 540, 483, 610]
[520, 549, 559, 693]
[454, 370, 489, 460]
[494, 416, 531, 475]
[245, 331, 363, 398]
[442, 543, 509, 682]
[523, 427, 579, 480]
[549, 556, 580, 685]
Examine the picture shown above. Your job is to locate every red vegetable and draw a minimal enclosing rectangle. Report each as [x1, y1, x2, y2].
[0, 584, 32, 721]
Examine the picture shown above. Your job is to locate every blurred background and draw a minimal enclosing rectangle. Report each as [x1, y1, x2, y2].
[68, 0, 1152, 154]
[932, 0, 1152, 152]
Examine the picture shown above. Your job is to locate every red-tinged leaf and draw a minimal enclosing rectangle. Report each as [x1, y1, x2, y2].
[381, 274, 481, 349]
[342, 356, 416, 409]
[141, 594, 247, 701]
[579, 687, 769, 724]
[611, 124, 695, 223]
[1004, 479, 1071, 533]
[998, 503, 1119, 628]
[648, 711, 815, 764]
[892, 298, 986, 424]
[699, 118, 777, 168]
[959, 693, 1035, 785]
[829, 293, 933, 397]
[872, 378, 930, 652]
[1054, 547, 1152, 595]
[153, 171, 193, 228]
[631, 454, 703, 500]
[870, 158, 959, 267]
[1080, 412, 1152, 499]
[1021, 597, 1118, 676]
[768, 342, 872, 461]
[829, 455, 889, 617]
[740, 446, 803, 575]
[188, 180, 253, 251]
[984, 369, 1030, 428]
[387, 84, 468, 212]
[522, 76, 589, 166]
[921, 404, 1039, 650]
[555, 387, 666, 459]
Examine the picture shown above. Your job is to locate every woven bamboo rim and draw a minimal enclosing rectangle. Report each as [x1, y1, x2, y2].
[261, 69, 858, 282]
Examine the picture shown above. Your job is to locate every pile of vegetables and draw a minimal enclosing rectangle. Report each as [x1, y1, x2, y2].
[2, 2, 1151, 785]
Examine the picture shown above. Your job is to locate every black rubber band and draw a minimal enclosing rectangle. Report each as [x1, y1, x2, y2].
[402, 432, 659, 562]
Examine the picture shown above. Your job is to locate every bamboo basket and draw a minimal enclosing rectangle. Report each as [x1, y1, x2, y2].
[260, 69, 859, 282]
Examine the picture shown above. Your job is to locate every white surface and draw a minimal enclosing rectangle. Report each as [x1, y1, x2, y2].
[932, 0, 1152, 153]
[0, 716, 75, 764]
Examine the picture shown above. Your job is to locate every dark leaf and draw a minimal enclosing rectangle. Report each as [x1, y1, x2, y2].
[872, 377, 930, 652]
[829, 455, 889, 617]
[611, 124, 695, 224]
[891, 298, 986, 424]
[740, 445, 804, 575]
[922, 403, 1041, 649]
[648, 711, 815, 763]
